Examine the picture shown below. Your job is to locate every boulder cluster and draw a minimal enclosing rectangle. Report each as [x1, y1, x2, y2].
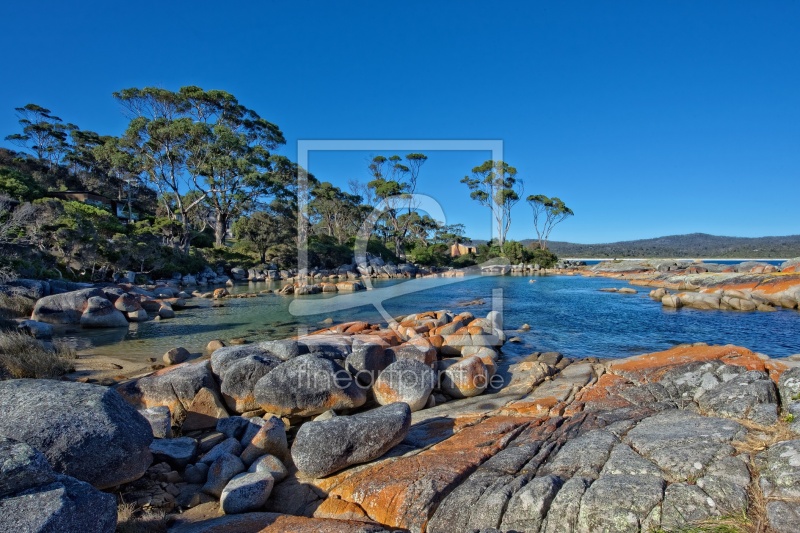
[3, 306, 800, 532]
[105, 309, 504, 518]
[20, 282, 192, 329]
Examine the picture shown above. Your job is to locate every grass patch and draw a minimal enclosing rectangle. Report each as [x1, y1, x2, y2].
[651, 509, 752, 532]
[116, 502, 167, 533]
[0, 331, 75, 379]
[0, 293, 35, 319]
[732, 418, 797, 455]
[651, 519, 749, 532]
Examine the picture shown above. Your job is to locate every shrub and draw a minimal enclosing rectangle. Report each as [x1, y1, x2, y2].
[0, 293, 36, 319]
[116, 502, 167, 533]
[529, 247, 559, 268]
[0, 331, 75, 379]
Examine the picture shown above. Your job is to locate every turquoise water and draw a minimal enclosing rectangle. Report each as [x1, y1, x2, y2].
[62, 275, 800, 361]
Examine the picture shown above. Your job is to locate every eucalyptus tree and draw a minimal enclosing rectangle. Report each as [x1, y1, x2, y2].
[310, 181, 363, 244]
[526, 194, 574, 250]
[113, 86, 285, 250]
[366, 153, 427, 256]
[180, 86, 285, 247]
[113, 87, 203, 251]
[5, 104, 76, 169]
[460, 160, 523, 247]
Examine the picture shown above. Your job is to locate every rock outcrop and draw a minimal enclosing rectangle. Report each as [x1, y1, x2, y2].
[0, 438, 117, 533]
[253, 355, 367, 417]
[0, 379, 153, 489]
[291, 402, 412, 478]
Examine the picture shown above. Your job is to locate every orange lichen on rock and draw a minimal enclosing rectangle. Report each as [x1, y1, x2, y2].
[609, 344, 788, 383]
[312, 498, 372, 522]
[565, 373, 634, 415]
[316, 416, 531, 532]
[500, 395, 561, 417]
[752, 275, 800, 294]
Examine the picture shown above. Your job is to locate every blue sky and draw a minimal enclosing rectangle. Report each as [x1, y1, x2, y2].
[2, 1, 799, 243]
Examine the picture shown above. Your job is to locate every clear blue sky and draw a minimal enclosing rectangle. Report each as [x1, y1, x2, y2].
[2, 1, 799, 243]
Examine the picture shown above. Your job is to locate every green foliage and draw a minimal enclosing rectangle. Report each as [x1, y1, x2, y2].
[460, 160, 522, 246]
[529, 247, 559, 268]
[527, 194, 573, 250]
[406, 243, 450, 267]
[502, 240, 527, 264]
[0, 166, 43, 201]
[308, 235, 354, 269]
[365, 238, 399, 264]
[148, 248, 208, 279]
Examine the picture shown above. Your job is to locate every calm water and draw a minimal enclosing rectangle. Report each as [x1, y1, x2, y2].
[61, 274, 800, 362]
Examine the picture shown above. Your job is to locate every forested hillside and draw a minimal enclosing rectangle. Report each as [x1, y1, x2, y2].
[532, 233, 800, 258]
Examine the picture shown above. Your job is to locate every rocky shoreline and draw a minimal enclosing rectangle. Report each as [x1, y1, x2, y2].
[2, 302, 800, 532]
[556, 258, 800, 314]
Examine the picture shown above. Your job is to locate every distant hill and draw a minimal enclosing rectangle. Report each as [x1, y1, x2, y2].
[520, 233, 800, 259]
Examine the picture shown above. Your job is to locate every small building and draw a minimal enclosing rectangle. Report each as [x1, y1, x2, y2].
[46, 191, 139, 221]
[450, 242, 477, 257]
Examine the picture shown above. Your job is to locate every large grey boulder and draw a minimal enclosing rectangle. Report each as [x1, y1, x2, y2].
[291, 402, 411, 478]
[140, 406, 171, 439]
[0, 437, 56, 498]
[299, 337, 353, 360]
[257, 339, 309, 361]
[575, 474, 665, 532]
[779, 367, 800, 432]
[200, 437, 242, 464]
[373, 359, 436, 412]
[253, 354, 366, 417]
[499, 474, 564, 533]
[0, 279, 50, 300]
[0, 437, 117, 533]
[240, 416, 288, 465]
[345, 341, 390, 386]
[624, 410, 746, 481]
[757, 440, 800, 500]
[219, 471, 274, 514]
[248, 454, 288, 482]
[17, 320, 53, 339]
[211, 344, 280, 376]
[79, 296, 129, 328]
[116, 361, 216, 425]
[30, 288, 105, 324]
[0, 474, 117, 533]
[219, 355, 282, 413]
[0, 380, 152, 489]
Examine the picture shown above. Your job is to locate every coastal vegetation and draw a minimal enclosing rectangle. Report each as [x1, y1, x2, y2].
[0, 331, 75, 379]
[0, 91, 571, 287]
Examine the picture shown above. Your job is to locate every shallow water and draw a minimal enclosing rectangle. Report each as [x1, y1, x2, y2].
[61, 275, 800, 361]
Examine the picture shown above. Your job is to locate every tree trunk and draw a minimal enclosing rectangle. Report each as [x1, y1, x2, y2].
[215, 212, 227, 247]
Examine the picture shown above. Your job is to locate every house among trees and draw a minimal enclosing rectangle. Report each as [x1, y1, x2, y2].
[450, 242, 477, 257]
[46, 190, 139, 221]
